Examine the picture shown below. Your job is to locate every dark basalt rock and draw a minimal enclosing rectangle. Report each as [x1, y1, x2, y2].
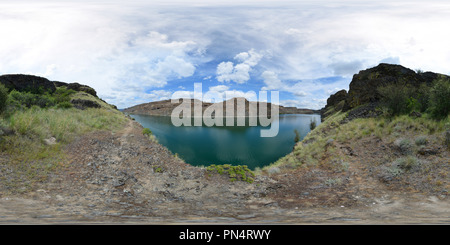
[0, 74, 56, 94]
[342, 63, 449, 112]
[70, 99, 101, 110]
[53, 81, 97, 97]
[321, 89, 347, 121]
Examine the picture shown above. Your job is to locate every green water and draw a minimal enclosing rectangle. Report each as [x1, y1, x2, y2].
[130, 114, 321, 170]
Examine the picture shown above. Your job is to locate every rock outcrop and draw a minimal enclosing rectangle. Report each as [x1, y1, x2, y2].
[320, 89, 347, 121]
[342, 63, 449, 112]
[0, 74, 56, 94]
[54, 81, 98, 97]
[0, 74, 98, 98]
[320, 63, 449, 121]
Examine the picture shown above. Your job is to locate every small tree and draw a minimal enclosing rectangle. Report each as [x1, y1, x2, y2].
[309, 118, 317, 130]
[0, 83, 8, 114]
[429, 76, 450, 119]
[294, 129, 300, 142]
[377, 82, 417, 116]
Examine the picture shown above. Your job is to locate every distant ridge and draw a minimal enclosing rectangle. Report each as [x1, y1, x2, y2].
[123, 97, 319, 116]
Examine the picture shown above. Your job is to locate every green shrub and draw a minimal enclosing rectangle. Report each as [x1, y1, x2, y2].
[429, 76, 450, 120]
[309, 118, 317, 130]
[142, 128, 152, 136]
[415, 135, 428, 146]
[377, 82, 417, 116]
[206, 164, 255, 183]
[53, 87, 76, 104]
[294, 129, 300, 142]
[0, 83, 8, 113]
[394, 156, 420, 171]
[56, 101, 73, 109]
[394, 138, 412, 154]
[8, 90, 56, 109]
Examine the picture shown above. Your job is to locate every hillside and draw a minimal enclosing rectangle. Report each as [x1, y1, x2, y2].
[264, 63, 449, 210]
[0, 68, 449, 224]
[123, 97, 318, 116]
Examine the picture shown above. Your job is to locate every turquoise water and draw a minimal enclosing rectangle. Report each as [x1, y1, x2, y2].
[130, 114, 321, 170]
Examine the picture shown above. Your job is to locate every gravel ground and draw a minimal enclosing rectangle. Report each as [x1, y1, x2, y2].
[0, 119, 449, 224]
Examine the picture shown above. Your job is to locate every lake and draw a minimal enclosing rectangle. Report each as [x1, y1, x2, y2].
[129, 114, 321, 170]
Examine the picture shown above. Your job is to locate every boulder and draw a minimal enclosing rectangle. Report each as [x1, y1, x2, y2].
[70, 99, 101, 110]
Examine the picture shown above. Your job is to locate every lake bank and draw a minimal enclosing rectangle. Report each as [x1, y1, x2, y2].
[128, 113, 321, 170]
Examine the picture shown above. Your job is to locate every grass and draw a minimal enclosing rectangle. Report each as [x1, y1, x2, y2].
[263, 108, 449, 174]
[0, 91, 128, 194]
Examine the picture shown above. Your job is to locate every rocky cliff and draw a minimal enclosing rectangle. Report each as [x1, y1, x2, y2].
[0, 74, 98, 97]
[342, 63, 449, 111]
[321, 63, 450, 121]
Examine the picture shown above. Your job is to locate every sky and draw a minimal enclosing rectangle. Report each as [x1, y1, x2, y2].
[0, 0, 449, 109]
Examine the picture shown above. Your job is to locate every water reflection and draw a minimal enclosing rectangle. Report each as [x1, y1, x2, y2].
[130, 114, 321, 170]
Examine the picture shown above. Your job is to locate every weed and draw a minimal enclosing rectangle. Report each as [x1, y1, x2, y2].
[325, 178, 342, 187]
[142, 128, 152, 136]
[393, 156, 420, 172]
[294, 129, 300, 143]
[415, 136, 428, 146]
[310, 118, 317, 130]
[206, 164, 255, 183]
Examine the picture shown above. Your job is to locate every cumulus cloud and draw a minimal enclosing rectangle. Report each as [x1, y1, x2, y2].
[216, 49, 263, 84]
[1, 0, 449, 110]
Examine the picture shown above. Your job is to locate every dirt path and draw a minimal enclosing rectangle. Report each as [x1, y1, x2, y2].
[1, 119, 449, 224]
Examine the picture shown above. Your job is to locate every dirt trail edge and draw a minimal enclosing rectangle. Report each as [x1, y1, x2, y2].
[1, 119, 449, 224]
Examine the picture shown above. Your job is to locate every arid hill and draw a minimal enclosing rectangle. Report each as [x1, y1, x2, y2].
[123, 97, 318, 116]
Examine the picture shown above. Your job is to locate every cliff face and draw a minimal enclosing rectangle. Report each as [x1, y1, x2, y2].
[321, 63, 450, 121]
[0, 74, 98, 97]
[123, 97, 318, 116]
[342, 63, 449, 112]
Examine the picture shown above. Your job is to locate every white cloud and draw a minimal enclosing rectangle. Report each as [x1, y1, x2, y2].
[1, 1, 450, 110]
[261, 71, 285, 91]
[208, 85, 230, 92]
[216, 49, 263, 84]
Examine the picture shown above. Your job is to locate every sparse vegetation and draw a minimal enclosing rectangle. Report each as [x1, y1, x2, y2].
[294, 129, 300, 143]
[377, 76, 450, 119]
[142, 128, 152, 136]
[309, 118, 317, 130]
[206, 164, 255, 183]
[0, 83, 7, 113]
[0, 85, 128, 193]
[429, 76, 450, 119]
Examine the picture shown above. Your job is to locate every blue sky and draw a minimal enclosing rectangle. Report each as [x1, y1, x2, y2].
[1, 0, 449, 109]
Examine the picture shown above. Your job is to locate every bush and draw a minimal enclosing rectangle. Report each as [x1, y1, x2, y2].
[142, 128, 152, 136]
[8, 90, 56, 109]
[206, 164, 255, 183]
[53, 87, 76, 104]
[0, 83, 8, 113]
[415, 135, 428, 146]
[394, 156, 420, 171]
[394, 138, 412, 154]
[309, 118, 317, 130]
[429, 76, 450, 120]
[377, 82, 417, 116]
[294, 129, 300, 142]
[56, 101, 73, 109]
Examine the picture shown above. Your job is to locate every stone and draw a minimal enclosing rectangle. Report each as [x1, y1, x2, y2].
[44, 137, 57, 145]
[70, 99, 101, 110]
